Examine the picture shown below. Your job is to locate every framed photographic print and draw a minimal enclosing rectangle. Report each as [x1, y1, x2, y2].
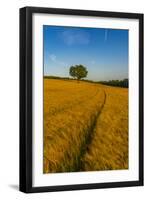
[19, 6, 144, 193]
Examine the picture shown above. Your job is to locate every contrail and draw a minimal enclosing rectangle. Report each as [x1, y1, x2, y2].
[104, 29, 108, 42]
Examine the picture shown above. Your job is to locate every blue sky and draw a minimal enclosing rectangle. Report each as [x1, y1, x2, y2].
[43, 25, 128, 81]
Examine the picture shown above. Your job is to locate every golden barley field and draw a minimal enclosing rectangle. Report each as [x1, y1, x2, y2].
[43, 78, 128, 173]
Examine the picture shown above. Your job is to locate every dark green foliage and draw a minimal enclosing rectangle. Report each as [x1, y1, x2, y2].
[44, 75, 71, 80]
[98, 79, 129, 88]
[69, 66, 76, 78]
[69, 65, 88, 81]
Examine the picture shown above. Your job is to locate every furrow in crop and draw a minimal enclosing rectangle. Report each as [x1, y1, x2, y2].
[76, 90, 106, 171]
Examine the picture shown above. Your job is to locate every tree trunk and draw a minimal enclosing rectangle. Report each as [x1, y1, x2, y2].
[77, 78, 80, 83]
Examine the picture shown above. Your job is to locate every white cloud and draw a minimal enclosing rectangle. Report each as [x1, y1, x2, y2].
[49, 54, 56, 61]
[49, 53, 67, 66]
[61, 29, 90, 46]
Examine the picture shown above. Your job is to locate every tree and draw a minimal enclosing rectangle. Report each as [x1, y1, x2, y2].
[69, 65, 88, 82]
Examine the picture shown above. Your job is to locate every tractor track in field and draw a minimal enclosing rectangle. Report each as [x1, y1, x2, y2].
[45, 88, 101, 131]
[44, 87, 106, 173]
[44, 88, 100, 119]
[76, 89, 107, 171]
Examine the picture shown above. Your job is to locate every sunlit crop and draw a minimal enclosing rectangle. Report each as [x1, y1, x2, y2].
[43, 79, 128, 173]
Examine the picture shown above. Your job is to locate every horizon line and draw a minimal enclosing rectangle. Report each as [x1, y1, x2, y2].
[43, 75, 128, 82]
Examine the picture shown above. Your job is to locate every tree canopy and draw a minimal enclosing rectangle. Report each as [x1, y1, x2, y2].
[69, 65, 88, 81]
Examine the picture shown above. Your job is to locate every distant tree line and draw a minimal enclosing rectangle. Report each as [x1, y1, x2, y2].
[44, 75, 71, 80]
[98, 79, 128, 88]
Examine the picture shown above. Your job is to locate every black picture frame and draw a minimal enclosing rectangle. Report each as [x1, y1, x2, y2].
[19, 6, 144, 193]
